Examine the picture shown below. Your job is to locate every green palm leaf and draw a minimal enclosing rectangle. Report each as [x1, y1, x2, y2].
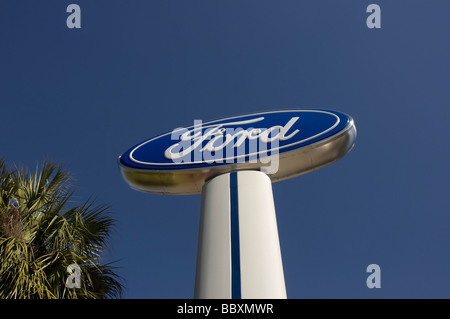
[0, 159, 124, 299]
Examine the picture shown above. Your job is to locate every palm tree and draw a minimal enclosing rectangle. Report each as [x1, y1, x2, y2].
[0, 159, 123, 298]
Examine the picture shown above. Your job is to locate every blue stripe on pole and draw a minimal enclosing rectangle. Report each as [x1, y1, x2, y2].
[230, 172, 241, 299]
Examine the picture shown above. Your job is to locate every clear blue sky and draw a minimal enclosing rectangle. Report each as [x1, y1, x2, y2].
[1, 0, 450, 298]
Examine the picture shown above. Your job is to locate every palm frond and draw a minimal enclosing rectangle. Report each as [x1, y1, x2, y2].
[0, 159, 124, 299]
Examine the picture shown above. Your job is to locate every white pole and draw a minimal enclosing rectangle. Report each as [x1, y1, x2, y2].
[194, 170, 287, 299]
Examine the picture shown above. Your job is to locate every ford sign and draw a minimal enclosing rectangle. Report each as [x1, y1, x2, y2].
[119, 109, 356, 194]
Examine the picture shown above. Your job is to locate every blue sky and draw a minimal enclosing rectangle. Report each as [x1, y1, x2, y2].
[1, 0, 450, 298]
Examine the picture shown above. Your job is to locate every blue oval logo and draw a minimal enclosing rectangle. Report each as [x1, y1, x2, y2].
[119, 110, 351, 170]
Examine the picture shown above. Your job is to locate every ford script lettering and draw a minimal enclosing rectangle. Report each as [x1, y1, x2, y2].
[163, 117, 299, 162]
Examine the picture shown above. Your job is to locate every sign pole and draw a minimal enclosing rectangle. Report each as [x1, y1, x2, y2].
[119, 109, 357, 299]
[194, 170, 286, 299]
